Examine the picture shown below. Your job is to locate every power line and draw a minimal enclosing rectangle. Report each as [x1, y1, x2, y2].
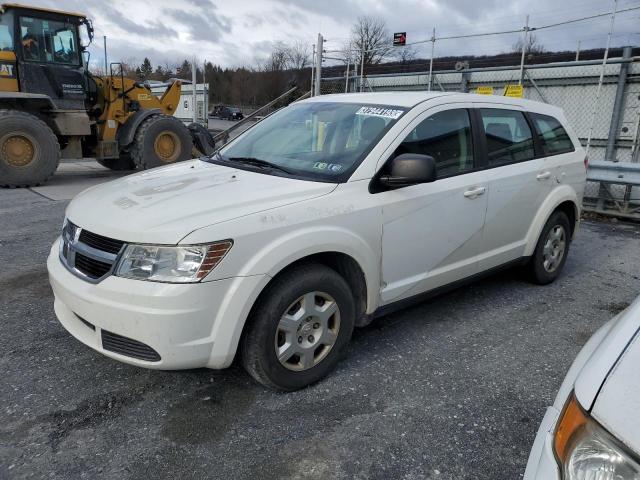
[325, 5, 640, 54]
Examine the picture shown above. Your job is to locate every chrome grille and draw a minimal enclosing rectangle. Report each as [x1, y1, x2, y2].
[59, 220, 124, 283]
[78, 230, 124, 255]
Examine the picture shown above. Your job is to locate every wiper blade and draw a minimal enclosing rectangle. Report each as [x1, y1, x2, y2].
[225, 156, 294, 175]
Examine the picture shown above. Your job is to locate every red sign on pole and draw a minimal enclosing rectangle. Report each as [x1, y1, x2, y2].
[393, 32, 406, 46]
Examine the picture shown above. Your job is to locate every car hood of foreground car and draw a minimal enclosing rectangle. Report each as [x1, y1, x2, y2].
[65, 160, 337, 244]
[573, 296, 640, 458]
[589, 297, 640, 457]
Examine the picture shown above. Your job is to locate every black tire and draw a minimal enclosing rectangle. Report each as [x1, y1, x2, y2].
[241, 263, 356, 391]
[96, 153, 135, 171]
[0, 110, 60, 187]
[527, 210, 572, 285]
[130, 114, 192, 170]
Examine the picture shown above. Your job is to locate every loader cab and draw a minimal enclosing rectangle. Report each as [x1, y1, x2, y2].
[0, 4, 91, 109]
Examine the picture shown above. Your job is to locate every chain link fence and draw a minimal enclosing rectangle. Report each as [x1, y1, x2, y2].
[318, 55, 640, 219]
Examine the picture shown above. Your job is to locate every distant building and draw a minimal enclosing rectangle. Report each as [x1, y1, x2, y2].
[149, 81, 209, 125]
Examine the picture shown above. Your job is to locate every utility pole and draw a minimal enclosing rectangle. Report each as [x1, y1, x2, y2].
[310, 44, 315, 97]
[428, 28, 435, 91]
[192, 56, 197, 124]
[103, 35, 108, 75]
[519, 15, 530, 85]
[203, 59, 208, 121]
[575, 40, 581, 61]
[314, 33, 323, 96]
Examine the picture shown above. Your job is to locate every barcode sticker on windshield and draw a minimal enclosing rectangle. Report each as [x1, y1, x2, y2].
[356, 107, 404, 119]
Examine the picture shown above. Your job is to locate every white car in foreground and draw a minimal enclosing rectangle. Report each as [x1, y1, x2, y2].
[48, 92, 586, 390]
[524, 295, 640, 479]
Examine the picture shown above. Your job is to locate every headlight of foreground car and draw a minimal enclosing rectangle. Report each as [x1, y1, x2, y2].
[115, 240, 233, 283]
[554, 393, 640, 479]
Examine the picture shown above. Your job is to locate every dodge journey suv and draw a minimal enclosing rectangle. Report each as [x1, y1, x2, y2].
[48, 92, 587, 390]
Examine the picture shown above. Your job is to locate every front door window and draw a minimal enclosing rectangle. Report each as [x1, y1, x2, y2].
[20, 16, 80, 65]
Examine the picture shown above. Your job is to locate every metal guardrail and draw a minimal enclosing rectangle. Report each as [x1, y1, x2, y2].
[587, 161, 640, 185]
[585, 161, 640, 219]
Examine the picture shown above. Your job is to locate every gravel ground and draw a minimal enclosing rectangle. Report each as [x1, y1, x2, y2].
[1, 187, 639, 480]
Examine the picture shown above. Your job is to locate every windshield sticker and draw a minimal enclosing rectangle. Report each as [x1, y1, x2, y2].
[313, 162, 343, 172]
[355, 106, 404, 119]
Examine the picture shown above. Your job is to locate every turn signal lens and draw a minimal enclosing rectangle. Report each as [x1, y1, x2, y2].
[554, 394, 588, 464]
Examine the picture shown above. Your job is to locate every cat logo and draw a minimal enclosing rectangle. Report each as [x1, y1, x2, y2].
[0, 63, 15, 78]
[138, 93, 151, 101]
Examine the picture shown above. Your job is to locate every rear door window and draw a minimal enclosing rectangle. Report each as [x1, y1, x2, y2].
[480, 108, 534, 166]
[529, 113, 575, 156]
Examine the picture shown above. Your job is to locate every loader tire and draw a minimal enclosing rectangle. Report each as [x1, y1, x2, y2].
[96, 153, 135, 171]
[130, 114, 192, 170]
[0, 110, 60, 187]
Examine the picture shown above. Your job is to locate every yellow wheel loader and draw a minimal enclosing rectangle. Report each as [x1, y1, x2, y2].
[0, 4, 216, 187]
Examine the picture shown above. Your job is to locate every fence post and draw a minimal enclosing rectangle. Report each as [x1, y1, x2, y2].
[460, 70, 470, 93]
[359, 47, 365, 92]
[519, 15, 529, 85]
[344, 55, 350, 93]
[428, 28, 435, 91]
[314, 34, 323, 96]
[605, 46, 632, 162]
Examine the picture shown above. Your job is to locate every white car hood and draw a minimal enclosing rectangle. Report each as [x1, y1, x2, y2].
[590, 298, 640, 457]
[65, 160, 336, 244]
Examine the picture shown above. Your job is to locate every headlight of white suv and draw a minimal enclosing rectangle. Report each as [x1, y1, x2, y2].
[115, 240, 233, 283]
[554, 393, 640, 479]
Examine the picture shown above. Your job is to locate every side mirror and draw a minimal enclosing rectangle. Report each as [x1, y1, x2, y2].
[379, 153, 437, 188]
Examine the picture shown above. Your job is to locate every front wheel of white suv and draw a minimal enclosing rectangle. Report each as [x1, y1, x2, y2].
[527, 210, 571, 285]
[240, 263, 356, 391]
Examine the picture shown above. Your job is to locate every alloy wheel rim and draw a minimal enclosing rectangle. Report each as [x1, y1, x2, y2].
[542, 225, 566, 273]
[274, 291, 341, 371]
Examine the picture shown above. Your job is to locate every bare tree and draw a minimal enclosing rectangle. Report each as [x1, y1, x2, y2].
[394, 45, 418, 64]
[116, 57, 139, 78]
[285, 40, 311, 70]
[513, 33, 545, 55]
[347, 16, 392, 67]
[264, 42, 289, 72]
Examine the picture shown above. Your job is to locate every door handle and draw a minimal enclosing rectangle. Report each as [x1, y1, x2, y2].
[536, 171, 552, 180]
[463, 186, 486, 198]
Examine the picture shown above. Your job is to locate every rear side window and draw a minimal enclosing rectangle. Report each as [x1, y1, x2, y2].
[480, 109, 534, 166]
[530, 113, 575, 156]
[396, 109, 474, 178]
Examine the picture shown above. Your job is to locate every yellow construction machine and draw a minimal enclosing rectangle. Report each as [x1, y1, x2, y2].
[0, 4, 215, 187]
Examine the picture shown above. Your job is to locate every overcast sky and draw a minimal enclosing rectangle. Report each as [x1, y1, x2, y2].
[42, 0, 640, 70]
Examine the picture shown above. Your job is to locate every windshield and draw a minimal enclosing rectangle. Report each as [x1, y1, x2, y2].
[214, 102, 407, 182]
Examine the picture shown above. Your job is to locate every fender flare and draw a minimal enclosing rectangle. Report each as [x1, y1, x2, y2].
[523, 185, 580, 257]
[116, 108, 161, 148]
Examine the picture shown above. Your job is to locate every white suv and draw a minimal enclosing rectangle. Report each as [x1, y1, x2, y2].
[48, 92, 587, 390]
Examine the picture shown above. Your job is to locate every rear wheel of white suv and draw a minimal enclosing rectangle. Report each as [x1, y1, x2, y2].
[527, 210, 571, 285]
[241, 263, 355, 391]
